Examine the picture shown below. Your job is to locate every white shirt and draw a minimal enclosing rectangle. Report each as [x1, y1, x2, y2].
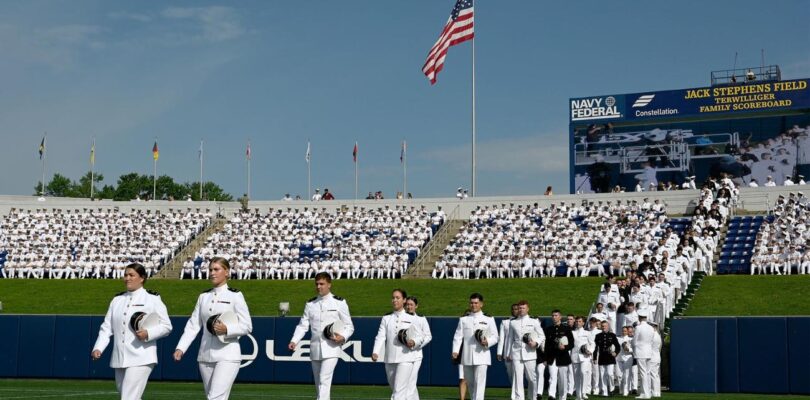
[571, 327, 595, 363]
[291, 292, 355, 361]
[176, 284, 253, 363]
[452, 311, 498, 366]
[93, 287, 172, 368]
[633, 320, 655, 360]
[507, 315, 545, 361]
[497, 318, 513, 359]
[372, 310, 422, 364]
[409, 313, 432, 361]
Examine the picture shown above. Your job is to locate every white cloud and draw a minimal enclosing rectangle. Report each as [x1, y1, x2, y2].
[161, 6, 245, 43]
[108, 11, 152, 23]
[422, 134, 569, 177]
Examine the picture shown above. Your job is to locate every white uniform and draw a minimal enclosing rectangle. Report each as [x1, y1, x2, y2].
[176, 284, 253, 400]
[571, 327, 595, 400]
[633, 320, 655, 399]
[497, 318, 514, 382]
[290, 293, 355, 400]
[93, 288, 172, 400]
[507, 315, 545, 400]
[406, 313, 432, 400]
[650, 330, 662, 398]
[372, 310, 424, 400]
[452, 311, 499, 400]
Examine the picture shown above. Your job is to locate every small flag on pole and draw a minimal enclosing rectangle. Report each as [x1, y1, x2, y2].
[90, 140, 95, 166]
[38, 136, 46, 159]
[246, 141, 251, 160]
[422, 0, 474, 85]
[305, 141, 311, 163]
[152, 141, 159, 161]
[400, 140, 406, 163]
[199, 140, 204, 160]
[353, 142, 358, 163]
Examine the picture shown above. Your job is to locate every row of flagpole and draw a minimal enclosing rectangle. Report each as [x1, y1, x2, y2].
[35, 0, 473, 200]
[36, 136, 409, 200]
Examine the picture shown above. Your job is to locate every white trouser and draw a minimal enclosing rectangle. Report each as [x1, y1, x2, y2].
[199, 361, 240, 400]
[114, 364, 154, 400]
[407, 359, 422, 400]
[567, 360, 575, 394]
[618, 358, 634, 395]
[599, 364, 615, 395]
[504, 359, 514, 383]
[649, 361, 661, 397]
[510, 358, 537, 400]
[463, 365, 488, 400]
[535, 360, 546, 396]
[584, 360, 599, 395]
[384, 362, 415, 400]
[572, 361, 591, 400]
[547, 361, 569, 399]
[637, 358, 652, 398]
[312, 358, 338, 400]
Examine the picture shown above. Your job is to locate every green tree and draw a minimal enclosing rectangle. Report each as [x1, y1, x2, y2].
[77, 171, 104, 199]
[113, 173, 152, 201]
[34, 173, 76, 197]
[186, 181, 234, 201]
[98, 184, 116, 199]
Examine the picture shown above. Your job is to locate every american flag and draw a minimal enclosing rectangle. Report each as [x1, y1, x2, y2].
[422, 0, 474, 85]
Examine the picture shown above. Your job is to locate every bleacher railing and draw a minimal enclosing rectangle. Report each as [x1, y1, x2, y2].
[410, 205, 460, 275]
[711, 65, 781, 86]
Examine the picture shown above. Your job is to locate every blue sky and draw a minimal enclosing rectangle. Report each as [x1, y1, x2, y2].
[1, 0, 808, 199]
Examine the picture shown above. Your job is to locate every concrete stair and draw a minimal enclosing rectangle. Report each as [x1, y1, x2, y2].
[663, 271, 707, 336]
[404, 218, 466, 279]
[154, 217, 227, 279]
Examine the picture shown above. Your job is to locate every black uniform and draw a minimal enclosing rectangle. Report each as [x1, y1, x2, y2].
[543, 323, 574, 366]
[594, 331, 621, 365]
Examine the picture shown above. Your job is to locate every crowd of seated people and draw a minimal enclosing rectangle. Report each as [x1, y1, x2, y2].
[0, 208, 212, 279]
[738, 127, 809, 186]
[187, 205, 443, 280]
[750, 193, 810, 275]
[429, 199, 714, 280]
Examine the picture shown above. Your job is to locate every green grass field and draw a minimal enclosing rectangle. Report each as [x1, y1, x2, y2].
[0, 379, 806, 399]
[0, 278, 602, 317]
[685, 275, 810, 316]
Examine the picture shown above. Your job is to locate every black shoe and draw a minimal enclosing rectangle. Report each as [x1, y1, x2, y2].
[536, 395, 543, 400]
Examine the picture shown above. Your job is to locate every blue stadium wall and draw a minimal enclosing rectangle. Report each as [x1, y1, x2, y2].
[670, 317, 810, 395]
[0, 315, 536, 388]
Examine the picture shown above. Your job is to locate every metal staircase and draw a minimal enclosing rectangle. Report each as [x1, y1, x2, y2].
[404, 206, 463, 279]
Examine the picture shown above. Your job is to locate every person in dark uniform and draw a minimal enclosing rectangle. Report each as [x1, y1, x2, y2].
[594, 321, 621, 396]
[543, 310, 575, 400]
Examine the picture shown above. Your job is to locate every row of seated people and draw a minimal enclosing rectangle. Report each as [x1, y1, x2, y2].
[750, 193, 810, 275]
[187, 205, 443, 279]
[0, 208, 212, 279]
[430, 199, 715, 279]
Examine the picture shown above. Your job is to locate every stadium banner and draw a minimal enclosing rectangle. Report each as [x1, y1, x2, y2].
[670, 317, 810, 395]
[569, 79, 810, 124]
[0, 315, 516, 388]
[568, 78, 810, 194]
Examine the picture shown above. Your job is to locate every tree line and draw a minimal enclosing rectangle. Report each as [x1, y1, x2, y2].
[34, 172, 234, 202]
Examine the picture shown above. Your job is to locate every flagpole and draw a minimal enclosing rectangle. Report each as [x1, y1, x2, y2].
[90, 137, 95, 200]
[247, 140, 252, 201]
[41, 132, 47, 197]
[403, 140, 407, 198]
[199, 140, 204, 200]
[354, 142, 358, 201]
[153, 137, 157, 201]
[307, 140, 311, 200]
[471, 33, 477, 197]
